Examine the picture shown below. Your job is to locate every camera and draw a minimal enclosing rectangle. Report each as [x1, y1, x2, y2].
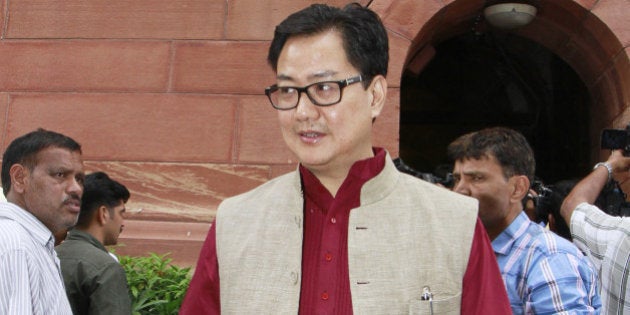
[393, 158, 454, 188]
[527, 180, 555, 224]
[601, 124, 630, 155]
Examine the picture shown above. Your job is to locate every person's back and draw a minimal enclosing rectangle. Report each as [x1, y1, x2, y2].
[56, 230, 131, 314]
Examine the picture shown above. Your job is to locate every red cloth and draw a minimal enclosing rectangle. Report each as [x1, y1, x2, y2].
[179, 150, 510, 314]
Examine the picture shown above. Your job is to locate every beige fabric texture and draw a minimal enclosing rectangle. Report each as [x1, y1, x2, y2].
[216, 154, 478, 314]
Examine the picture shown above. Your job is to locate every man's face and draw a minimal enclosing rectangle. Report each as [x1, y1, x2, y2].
[103, 201, 126, 246]
[451, 155, 518, 238]
[275, 30, 384, 175]
[22, 147, 84, 234]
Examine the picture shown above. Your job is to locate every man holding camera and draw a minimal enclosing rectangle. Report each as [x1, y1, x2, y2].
[561, 149, 630, 314]
[448, 127, 601, 314]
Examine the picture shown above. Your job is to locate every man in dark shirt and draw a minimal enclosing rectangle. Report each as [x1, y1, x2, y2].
[56, 171, 132, 315]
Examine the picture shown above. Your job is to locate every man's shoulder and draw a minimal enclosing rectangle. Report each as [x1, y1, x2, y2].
[523, 222, 585, 258]
[0, 218, 34, 252]
[222, 171, 298, 205]
[57, 239, 114, 265]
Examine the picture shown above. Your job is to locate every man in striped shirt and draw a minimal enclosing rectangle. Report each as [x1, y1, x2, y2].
[0, 129, 85, 314]
[561, 149, 630, 314]
[449, 127, 601, 314]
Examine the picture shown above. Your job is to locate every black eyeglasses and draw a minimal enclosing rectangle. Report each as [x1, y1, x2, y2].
[265, 75, 363, 110]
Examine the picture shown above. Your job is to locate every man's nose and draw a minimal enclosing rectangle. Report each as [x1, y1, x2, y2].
[68, 177, 83, 195]
[452, 180, 471, 196]
[294, 91, 319, 120]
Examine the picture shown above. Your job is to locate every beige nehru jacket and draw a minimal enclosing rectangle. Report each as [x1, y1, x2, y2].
[216, 154, 479, 314]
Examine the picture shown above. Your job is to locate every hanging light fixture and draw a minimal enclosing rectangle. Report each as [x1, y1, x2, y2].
[484, 3, 537, 29]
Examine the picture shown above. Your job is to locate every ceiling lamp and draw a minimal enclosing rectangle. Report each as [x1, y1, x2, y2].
[484, 3, 537, 29]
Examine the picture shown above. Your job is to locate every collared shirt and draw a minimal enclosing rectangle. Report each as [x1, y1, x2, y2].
[493, 211, 601, 314]
[180, 148, 511, 314]
[0, 201, 73, 315]
[56, 229, 132, 315]
[571, 202, 630, 314]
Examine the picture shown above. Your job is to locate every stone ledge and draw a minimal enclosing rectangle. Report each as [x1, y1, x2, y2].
[113, 219, 210, 268]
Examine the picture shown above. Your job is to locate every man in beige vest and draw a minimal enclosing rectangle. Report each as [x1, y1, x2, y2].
[180, 3, 510, 314]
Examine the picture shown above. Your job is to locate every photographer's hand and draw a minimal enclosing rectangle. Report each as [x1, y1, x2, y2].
[607, 150, 630, 184]
[560, 150, 630, 225]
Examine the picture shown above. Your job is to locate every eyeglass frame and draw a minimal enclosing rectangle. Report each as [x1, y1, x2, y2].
[264, 75, 364, 110]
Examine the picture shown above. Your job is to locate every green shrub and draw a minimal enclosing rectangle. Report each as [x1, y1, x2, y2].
[119, 253, 191, 315]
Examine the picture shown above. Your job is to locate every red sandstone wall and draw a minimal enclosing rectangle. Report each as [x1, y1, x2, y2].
[0, 0, 627, 267]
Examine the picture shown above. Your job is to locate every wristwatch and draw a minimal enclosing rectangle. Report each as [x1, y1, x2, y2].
[593, 162, 613, 183]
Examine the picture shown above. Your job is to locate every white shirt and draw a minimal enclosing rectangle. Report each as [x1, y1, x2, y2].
[0, 202, 73, 315]
[571, 202, 630, 315]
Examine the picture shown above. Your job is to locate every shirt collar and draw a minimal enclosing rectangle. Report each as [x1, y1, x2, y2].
[65, 229, 109, 253]
[299, 147, 386, 203]
[0, 201, 54, 249]
[492, 211, 530, 255]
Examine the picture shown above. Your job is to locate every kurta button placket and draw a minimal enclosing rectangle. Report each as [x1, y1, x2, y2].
[321, 291, 329, 300]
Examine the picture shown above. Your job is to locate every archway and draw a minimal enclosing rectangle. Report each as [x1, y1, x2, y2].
[375, 0, 630, 185]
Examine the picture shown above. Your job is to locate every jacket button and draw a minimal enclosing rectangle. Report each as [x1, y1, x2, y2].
[321, 292, 329, 300]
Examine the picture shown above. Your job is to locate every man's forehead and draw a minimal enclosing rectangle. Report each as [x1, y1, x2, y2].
[35, 147, 83, 168]
[276, 70, 339, 82]
[455, 155, 500, 170]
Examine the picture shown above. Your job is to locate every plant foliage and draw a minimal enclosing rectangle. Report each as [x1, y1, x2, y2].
[119, 253, 191, 315]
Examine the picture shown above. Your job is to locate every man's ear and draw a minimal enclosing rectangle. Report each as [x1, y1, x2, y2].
[368, 75, 387, 119]
[512, 175, 531, 201]
[9, 164, 28, 194]
[97, 205, 110, 225]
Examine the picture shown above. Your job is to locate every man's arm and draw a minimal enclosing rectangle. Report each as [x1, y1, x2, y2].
[526, 250, 600, 313]
[561, 150, 630, 225]
[179, 221, 220, 314]
[461, 218, 512, 314]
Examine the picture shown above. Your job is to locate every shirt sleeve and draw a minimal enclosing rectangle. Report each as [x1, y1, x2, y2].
[88, 262, 132, 315]
[461, 218, 512, 314]
[0, 249, 33, 314]
[571, 202, 628, 261]
[179, 221, 220, 314]
[525, 249, 600, 314]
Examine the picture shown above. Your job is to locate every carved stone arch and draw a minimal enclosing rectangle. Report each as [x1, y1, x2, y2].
[369, 0, 629, 181]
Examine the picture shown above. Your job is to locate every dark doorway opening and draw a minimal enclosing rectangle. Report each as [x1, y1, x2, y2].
[399, 31, 591, 185]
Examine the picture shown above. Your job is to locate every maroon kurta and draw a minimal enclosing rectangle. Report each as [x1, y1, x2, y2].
[180, 149, 510, 314]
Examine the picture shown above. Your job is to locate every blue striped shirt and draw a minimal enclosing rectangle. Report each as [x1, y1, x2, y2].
[493, 211, 601, 314]
[0, 202, 73, 315]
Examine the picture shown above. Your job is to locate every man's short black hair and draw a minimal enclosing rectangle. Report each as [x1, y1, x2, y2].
[75, 171, 130, 227]
[267, 3, 389, 88]
[447, 127, 536, 183]
[1, 128, 82, 196]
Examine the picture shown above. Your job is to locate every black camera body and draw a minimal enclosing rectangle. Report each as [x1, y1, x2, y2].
[393, 158, 454, 188]
[601, 124, 630, 155]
